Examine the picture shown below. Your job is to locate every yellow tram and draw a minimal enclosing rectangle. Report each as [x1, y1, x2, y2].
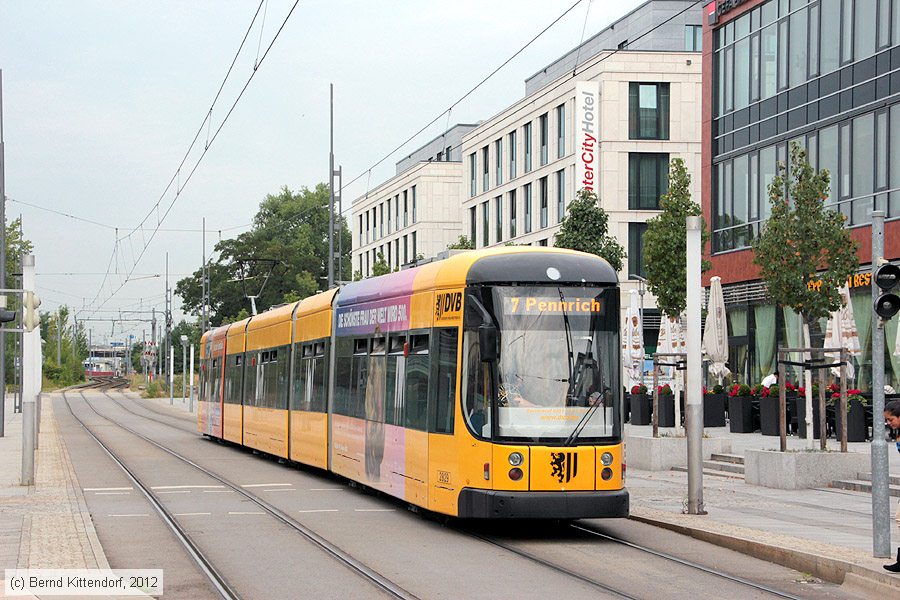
[198, 247, 628, 518]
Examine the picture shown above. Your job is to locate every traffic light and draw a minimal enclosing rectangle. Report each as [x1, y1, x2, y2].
[0, 309, 15, 323]
[873, 263, 900, 320]
[24, 291, 41, 332]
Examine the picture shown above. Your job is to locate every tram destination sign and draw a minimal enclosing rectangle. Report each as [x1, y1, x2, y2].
[503, 296, 604, 317]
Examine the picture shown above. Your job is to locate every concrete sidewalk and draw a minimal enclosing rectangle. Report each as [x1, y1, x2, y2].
[624, 423, 900, 595]
[0, 394, 111, 598]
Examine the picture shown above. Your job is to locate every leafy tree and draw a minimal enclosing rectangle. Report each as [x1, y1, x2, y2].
[372, 252, 391, 276]
[352, 270, 363, 282]
[642, 158, 710, 317]
[555, 188, 626, 272]
[41, 306, 89, 388]
[447, 235, 474, 250]
[176, 184, 351, 325]
[169, 320, 201, 373]
[753, 143, 858, 326]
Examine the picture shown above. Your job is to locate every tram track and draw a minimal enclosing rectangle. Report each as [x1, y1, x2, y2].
[63, 389, 419, 600]
[75, 386, 812, 599]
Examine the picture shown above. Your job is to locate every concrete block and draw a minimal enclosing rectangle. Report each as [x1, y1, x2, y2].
[744, 449, 870, 489]
[625, 434, 732, 471]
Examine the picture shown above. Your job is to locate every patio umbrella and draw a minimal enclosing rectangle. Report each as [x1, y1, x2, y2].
[824, 284, 859, 380]
[702, 276, 730, 385]
[622, 290, 644, 389]
[658, 313, 685, 433]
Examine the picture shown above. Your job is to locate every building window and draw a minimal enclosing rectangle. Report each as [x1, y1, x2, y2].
[358, 215, 363, 246]
[509, 130, 517, 179]
[495, 139, 503, 186]
[556, 104, 565, 159]
[411, 231, 417, 260]
[379, 204, 384, 238]
[495, 196, 503, 243]
[403, 191, 408, 227]
[482, 146, 489, 192]
[629, 82, 669, 140]
[469, 153, 476, 197]
[628, 222, 648, 278]
[556, 169, 565, 222]
[539, 113, 549, 166]
[469, 207, 477, 247]
[685, 24, 702, 51]
[629, 153, 669, 210]
[524, 122, 533, 173]
[482, 201, 490, 247]
[387, 198, 392, 234]
[412, 186, 417, 224]
[539, 176, 548, 229]
[365, 212, 370, 244]
[509, 190, 517, 238]
[524, 183, 532, 234]
[394, 239, 400, 269]
[403, 235, 408, 264]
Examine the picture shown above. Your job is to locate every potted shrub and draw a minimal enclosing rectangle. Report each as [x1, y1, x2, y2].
[703, 384, 727, 427]
[728, 383, 755, 433]
[657, 384, 676, 428]
[628, 384, 651, 425]
[832, 389, 869, 442]
[759, 384, 781, 436]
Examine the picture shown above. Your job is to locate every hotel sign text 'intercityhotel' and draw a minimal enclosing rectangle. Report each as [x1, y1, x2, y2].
[575, 81, 600, 195]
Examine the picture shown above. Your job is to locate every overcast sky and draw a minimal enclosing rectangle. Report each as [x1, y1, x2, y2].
[1, 0, 647, 344]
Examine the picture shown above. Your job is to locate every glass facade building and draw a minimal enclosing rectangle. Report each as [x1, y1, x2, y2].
[704, 0, 900, 389]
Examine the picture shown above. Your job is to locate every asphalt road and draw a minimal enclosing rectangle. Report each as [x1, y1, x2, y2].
[55, 391, 867, 600]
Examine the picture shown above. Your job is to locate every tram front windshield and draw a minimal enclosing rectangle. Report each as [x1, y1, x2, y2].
[463, 285, 620, 444]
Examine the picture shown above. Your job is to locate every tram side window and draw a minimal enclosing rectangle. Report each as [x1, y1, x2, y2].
[199, 357, 207, 401]
[224, 354, 243, 404]
[310, 341, 328, 412]
[291, 343, 310, 411]
[276, 346, 290, 410]
[244, 352, 259, 407]
[334, 338, 353, 415]
[430, 328, 458, 434]
[385, 335, 405, 426]
[211, 359, 222, 402]
[404, 334, 430, 431]
[365, 337, 386, 424]
[463, 332, 490, 438]
[349, 338, 369, 419]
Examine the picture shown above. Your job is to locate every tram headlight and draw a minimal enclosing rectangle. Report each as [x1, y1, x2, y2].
[600, 452, 614, 466]
[508, 452, 524, 466]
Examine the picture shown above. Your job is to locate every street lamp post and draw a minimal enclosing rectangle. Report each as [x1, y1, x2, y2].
[629, 274, 648, 384]
[180, 335, 188, 403]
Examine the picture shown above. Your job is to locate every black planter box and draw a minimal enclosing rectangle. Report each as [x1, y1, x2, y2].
[703, 393, 727, 427]
[728, 396, 755, 433]
[759, 399, 781, 436]
[657, 395, 675, 427]
[795, 396, 823, 439]
[629, 393, 651, 425]
[834, 400, 869, 442]
[786, 393, 797, 433]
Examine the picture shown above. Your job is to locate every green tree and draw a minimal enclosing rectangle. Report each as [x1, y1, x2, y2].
[555, 188, 625, 272]
[753, 143, 858, 326]
[41, 306, 89, 388]
[371, 252, 391, 276]
[447, 235, 474, 250]
[169, 320, 201, 373]
[176, 184, 351, 325]
[642, 158, 710, 317]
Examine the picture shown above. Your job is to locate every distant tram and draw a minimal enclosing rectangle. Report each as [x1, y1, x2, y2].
[199, 247, 627, 519]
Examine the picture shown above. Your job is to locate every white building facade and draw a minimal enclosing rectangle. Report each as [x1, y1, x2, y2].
[461, 50, 702, 308]
[352, 160, 467, 278]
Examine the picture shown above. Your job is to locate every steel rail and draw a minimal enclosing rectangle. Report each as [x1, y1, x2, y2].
[570, 523, 807, 600]
[73, 389, 419, 600]
[61, 391, 240, 600]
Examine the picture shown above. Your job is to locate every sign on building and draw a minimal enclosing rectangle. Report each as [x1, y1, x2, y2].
[575, 80, 601, 198]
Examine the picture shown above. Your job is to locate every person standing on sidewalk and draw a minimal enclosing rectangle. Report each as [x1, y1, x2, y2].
[884, 399, 900, 573]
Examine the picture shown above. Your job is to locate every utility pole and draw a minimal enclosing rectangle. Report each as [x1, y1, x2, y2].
[21, 254, 37, 485]
[685, 216, 705, 515]
[870, 210, 891, 558]
[151, 308, 157, 379]
[0, 69, 7, 437]
[57, 307, 62, 366]
[166, 252, 173, 405]
[202, 217, 208, 333]
[189, 343, 194, 413]
[328, 83, 335, 289]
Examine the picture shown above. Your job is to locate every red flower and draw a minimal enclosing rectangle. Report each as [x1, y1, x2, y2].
[785, 381, 796, 392]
